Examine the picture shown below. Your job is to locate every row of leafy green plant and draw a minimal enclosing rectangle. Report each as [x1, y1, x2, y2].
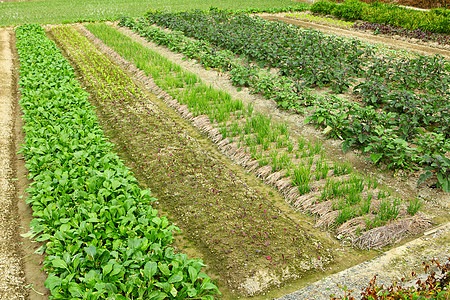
[16, 23, 219, 300]
[235, 3, 310, 14]
[145, 8, 373, 93]
[310, 0, 450, 34]
[125, 10, 450, 192]
[109, 17, 429, 243]
[286, 11, 450, 46]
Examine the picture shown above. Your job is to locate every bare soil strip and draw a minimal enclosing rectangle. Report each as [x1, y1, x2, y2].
[0, 28, 27, 300]
[10, 32, 50, 300]
[260, 15, 450, 60]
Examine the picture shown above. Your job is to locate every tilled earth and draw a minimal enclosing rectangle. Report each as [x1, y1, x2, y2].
[0, 28, 26, 300]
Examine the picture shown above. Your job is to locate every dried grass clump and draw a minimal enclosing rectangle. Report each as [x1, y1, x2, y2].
[255, 165, 272, 179]
[337, 215, 375, 237]
[267, 170, 285, 185]
[192, 115, 211, 131]
[292, 193, 319, 210]
[315, 210, 340, 228]
[353, 214, 432, 250]
[309, 200, 333, 216]
[285, 186, 300, 203]
[275, 177, 292, 192]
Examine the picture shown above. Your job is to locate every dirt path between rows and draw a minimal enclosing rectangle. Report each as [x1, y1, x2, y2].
[260, 14, 450, 60]
[0, 28, 26, 300]
[279, 222, 450, 299]
[0, 28, 50, 300]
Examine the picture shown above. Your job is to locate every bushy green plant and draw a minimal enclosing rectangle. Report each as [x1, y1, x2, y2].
[310, 0, 338, 15]
[313, 0, 450, 34]
[407, 197, 422, 216]
[418, 154, 450, 192]
[332, 0, 368, 21]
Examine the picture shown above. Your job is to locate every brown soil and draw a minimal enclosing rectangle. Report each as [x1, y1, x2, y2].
[260, 14, 450, 59]
[0, 28, 50, 300]
[0, 27, 27, 300]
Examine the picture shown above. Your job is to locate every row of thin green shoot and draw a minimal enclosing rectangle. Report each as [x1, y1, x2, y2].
[286, 12, 355, 28]
[51, 25, 142, 103]
[83, 23, 421, 233]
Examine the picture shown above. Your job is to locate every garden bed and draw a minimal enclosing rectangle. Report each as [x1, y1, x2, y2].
[47, 24, 341, 297]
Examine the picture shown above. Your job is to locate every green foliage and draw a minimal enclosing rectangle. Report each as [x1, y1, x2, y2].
[236, 4, 310, 14]
[122, 9, 449, 193]
[313, 0, 450, 34]
[310, 0, 337, 15]
[16, 24, 219, 299]
[418, 155, 450, 192]
[332, 0, 367, 21]
[377, 198, 400, 222]
[0, 0, 307, 26]
[407, 197, 422, 216]
[292, 164, 312, 195]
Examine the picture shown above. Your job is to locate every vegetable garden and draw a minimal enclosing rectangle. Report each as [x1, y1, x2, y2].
[4, 1, 450, 299]
[121, 9, 449, 192]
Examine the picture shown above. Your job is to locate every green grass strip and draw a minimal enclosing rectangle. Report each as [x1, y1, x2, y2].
[0, 0, 307, 27]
